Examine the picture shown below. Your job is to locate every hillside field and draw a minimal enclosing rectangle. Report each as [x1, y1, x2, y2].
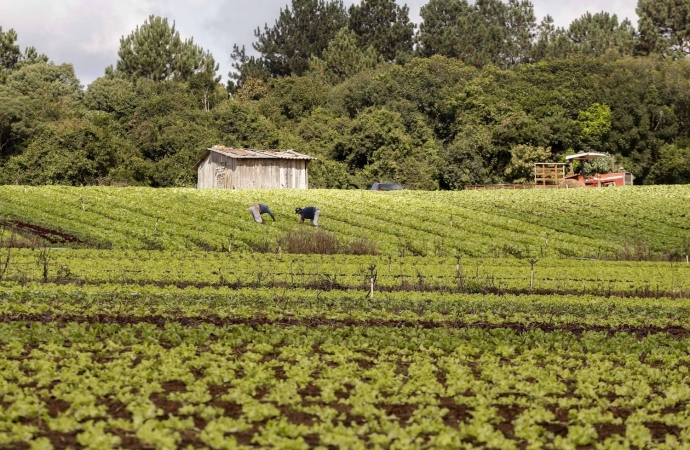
[1, 185, 689, 258]
[1, 186, 690, 449]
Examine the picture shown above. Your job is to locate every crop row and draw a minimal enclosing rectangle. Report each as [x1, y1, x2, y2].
[2, 250, 689, 295]
[4, 284, 690, 330]
[1, 321, 690, 449]
[1, 186, 688, 258]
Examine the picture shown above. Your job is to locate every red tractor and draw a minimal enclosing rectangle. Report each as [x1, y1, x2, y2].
[560, 153, 634, 188]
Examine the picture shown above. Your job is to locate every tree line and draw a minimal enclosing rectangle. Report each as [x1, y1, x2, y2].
[1, 0, 689, 188]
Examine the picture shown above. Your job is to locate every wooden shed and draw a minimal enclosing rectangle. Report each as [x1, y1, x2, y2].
[195, 146, 315, 189]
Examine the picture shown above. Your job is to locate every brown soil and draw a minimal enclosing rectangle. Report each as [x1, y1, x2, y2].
[2, 312, 688, 339]
[1, 221, 82, 245]
[7, 391, 687, 448]
[45, 277, 689, 300]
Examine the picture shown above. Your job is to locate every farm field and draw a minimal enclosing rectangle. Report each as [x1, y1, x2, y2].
[1, 186, 690, 448]
[1, 185, 689, 258]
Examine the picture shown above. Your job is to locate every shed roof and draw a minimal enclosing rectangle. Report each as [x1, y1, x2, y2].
[211, 146, 315, 160]
[194, 146, 315, 169]
[565, 152, 607, 161]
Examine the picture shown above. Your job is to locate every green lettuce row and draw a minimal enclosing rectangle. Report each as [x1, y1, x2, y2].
[2, 250, 688, 294]
[1, 322, 689, 448]
[3, 284, 690, 330]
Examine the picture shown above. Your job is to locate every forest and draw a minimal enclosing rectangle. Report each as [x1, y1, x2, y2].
[1, 0, 690, 189]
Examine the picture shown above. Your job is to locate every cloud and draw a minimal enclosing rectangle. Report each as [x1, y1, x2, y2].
[0, 0, 638, 87]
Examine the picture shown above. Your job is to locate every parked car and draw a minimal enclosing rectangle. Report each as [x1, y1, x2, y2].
[369, 182, 404, 191]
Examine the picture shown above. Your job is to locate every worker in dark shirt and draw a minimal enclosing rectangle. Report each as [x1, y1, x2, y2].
[295, 207, 320, 226]
[249, 203, 276, 223]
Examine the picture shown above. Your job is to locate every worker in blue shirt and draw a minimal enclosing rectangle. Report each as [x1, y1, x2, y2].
[249, 204, 275, 223]
[295, 206, 320, 226]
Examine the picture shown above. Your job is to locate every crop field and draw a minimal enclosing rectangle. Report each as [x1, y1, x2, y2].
[1, 186, 690, 449]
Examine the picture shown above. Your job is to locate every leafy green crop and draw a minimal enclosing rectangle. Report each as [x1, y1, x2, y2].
[1, 185, 688, 258]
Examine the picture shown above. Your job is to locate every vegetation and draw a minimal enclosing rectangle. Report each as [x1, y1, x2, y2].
[2, 1, 690, 188]
[0, 189, 688, 449]
[0, 185, 688, 259]
[1, 267, 690, 447]
[3, 3, 690, 446]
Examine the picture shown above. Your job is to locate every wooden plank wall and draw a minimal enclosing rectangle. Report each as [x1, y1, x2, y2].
[198, 153, 309, 189]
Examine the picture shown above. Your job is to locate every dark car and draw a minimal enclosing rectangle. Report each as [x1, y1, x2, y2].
[369, 182, 404, 191]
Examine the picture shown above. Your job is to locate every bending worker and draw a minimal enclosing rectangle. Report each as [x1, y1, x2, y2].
[295, 206, 320, 226]
[249, 204, 276, 223]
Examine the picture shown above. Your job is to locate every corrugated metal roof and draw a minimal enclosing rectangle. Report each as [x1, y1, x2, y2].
[565, 152, 607, 161]
[209, 146, 315, 160]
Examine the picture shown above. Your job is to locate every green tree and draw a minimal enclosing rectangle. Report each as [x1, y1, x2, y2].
[440, 125, 496, 188]
[228, 45, 269, 91]
[335, 108, 437, 189]
[504, 0, 538, 66]
[532, 16, 573, 60]
[417, 0, 536, 68]
[109, 15, 219, 83]
[213, 101, 278, 148]
[637, 0, 690, 57]
[348, 0, 415, 62]
[504, 144, 552, 183]
[647, 143, 690, 183]
[0, 62, 81, 157]
[248, 0, 348, 78]
[0, 27, 48, 83]
[309, 28, 381, 83]
[417, 0, 472, 59]
[83, 77, 139, 120]
[0, 117, 122, 185]
[578, 102, 612, 151]
[567, 12, 636, 57]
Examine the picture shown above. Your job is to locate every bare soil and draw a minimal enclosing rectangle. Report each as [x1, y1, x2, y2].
[2, 312, 687, 339]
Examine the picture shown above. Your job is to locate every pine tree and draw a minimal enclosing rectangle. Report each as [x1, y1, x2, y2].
[0, 27, 48, 82]
[250, 0, 348, 78]
[110, 15, 218, 82]
[417, 0, 473, 59]
[348, 0, 415, 63]
[228, 45, 269, 92]
[567, 12, 635, 57]
[309, 28, 381, 82]
[532, 15, 573, 60]
[504, 0, 537, 66]
[637, 0, 690, 57]
[417, 0, 536, 68]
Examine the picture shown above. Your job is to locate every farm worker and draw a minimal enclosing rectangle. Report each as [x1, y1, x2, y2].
[248, 204, 276, 223]
[295, 207, 320, 226]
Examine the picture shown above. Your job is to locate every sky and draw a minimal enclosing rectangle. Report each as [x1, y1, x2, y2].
[1, 0, 639, 87]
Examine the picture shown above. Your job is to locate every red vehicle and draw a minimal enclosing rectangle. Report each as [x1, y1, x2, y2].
[561, 153, 634, 188]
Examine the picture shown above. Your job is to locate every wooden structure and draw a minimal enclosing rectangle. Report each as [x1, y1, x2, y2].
[534, 163, 566, 186]
[466, 153, 634, 190]
[195, 146, 315, 189]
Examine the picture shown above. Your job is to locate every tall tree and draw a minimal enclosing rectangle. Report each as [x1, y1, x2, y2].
[249, 0, 348, 78]
[417, 0, 473, 59]
[109, 15, 219, 83]
[637, 0, 690, 57]
[532, 15, 573, 60]
[0, 27, 48, 83]
[348, 0, 415, 62]
[504, 0, 537, 66]
[309, 28, 381, 82]
[228, 45, 269, 91]
[0, 62, 80, 158]
[567, 12, 635, 57]
[417, 0, 536, 68]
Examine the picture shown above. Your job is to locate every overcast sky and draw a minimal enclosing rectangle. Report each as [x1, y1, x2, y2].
[1, 0, 639, 87]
